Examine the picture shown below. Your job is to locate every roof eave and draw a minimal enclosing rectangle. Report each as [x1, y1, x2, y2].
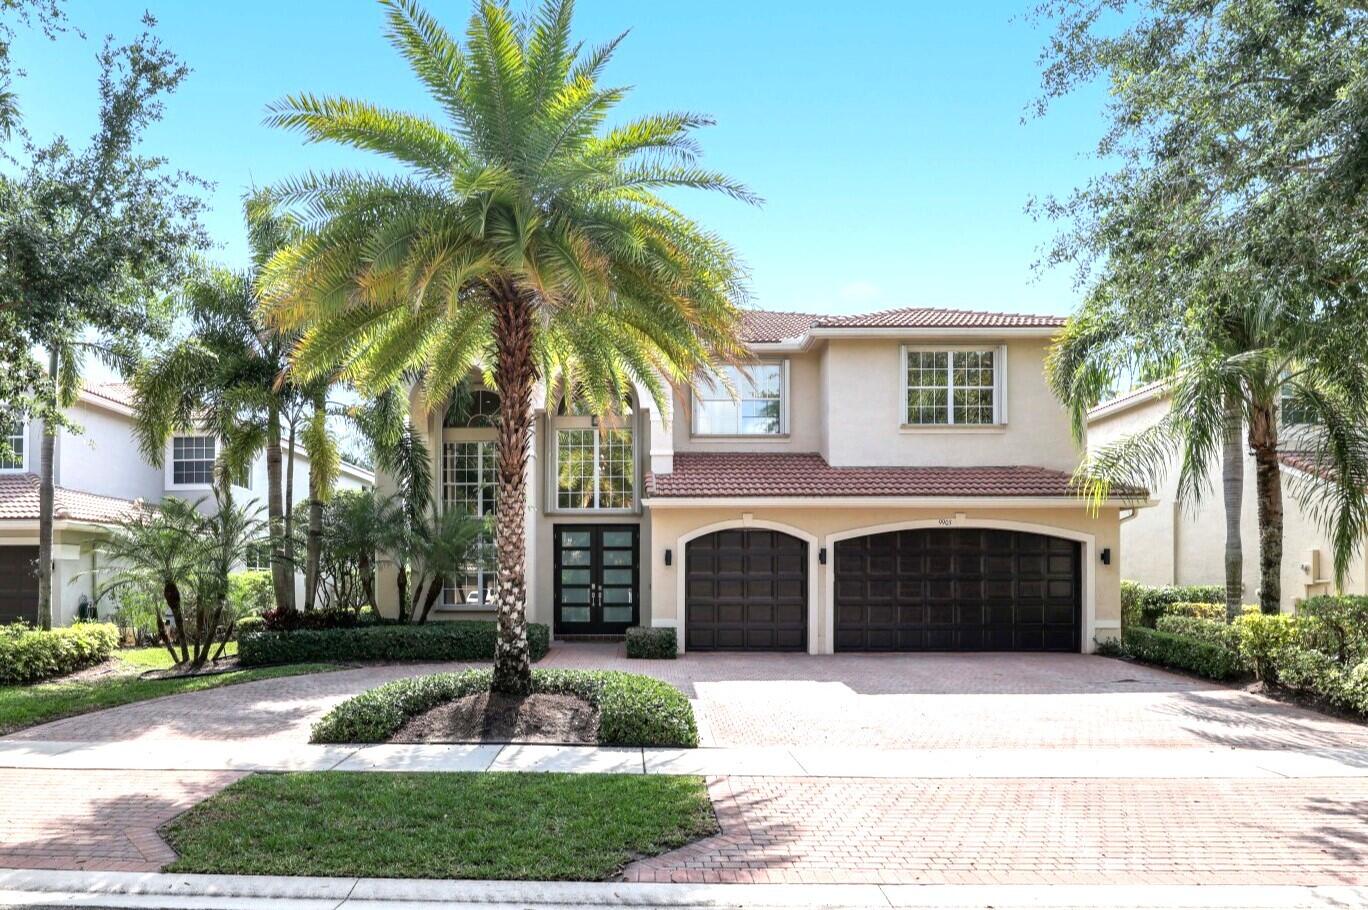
[642, 495, 1155, 509]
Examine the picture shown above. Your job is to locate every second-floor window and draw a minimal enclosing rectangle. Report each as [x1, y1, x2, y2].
[693, 363, 785, 435]
[1280, 384, 1319, 427]
[904, 347, 1001, 426]
[172, 435, 217, 485]
[553, 399, 635, 511]
[1, 417, 24, 471]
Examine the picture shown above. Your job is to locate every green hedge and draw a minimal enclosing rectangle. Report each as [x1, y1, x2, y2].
[1155, 614, 1241, 650]
[310, 667, 698, 748]
[1121, 626, 1242, 680]
[625, 626, 677, 659]
[238, 621, 550, 667]
[0, 623, 119, 684]
[1124, 583, 1225, 628]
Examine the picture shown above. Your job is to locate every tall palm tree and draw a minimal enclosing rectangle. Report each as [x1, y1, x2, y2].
[132, 193, 338, 613]
[259, 0, 753, 693]
[1052, 296, 1368, 616]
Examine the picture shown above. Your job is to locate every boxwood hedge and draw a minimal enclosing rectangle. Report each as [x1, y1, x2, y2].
[625, 626, 677, 659]
[1121, 626, 1241, 680]
[0, 622, 119, 685]
[310, 667, 698, 748]
[238, 621, 549, 667]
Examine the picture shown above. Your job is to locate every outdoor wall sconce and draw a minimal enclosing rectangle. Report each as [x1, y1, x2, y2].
[664, 548, 672, 566]
[819, 547, 827, 565]
[1100, 548, 1111, 566]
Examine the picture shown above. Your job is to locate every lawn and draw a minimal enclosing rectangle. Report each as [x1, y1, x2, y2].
[163, 771, 718, 880]
[0, 646, 338, 735]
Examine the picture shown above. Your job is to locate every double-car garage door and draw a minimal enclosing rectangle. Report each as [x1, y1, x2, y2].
[685, 527, 1081, 653]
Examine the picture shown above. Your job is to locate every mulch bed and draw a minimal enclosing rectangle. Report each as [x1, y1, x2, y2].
[391, 692, 600, 745]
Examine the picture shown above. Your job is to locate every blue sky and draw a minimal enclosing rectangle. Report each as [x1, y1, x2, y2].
[13, 0, 1109, 318]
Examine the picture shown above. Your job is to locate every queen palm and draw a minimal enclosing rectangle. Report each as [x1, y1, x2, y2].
[259, 0, 753, 693]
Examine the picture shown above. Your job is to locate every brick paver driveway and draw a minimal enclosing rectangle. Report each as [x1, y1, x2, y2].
[4, 643, 1368, 883]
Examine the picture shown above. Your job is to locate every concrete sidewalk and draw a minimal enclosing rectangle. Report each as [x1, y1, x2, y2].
[1, 869, 1366, 910]
[3, 738, 1368, 779]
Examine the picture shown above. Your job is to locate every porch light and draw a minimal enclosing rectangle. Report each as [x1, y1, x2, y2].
[819, 547, 827, 565]
[1100, 548, 1111, 566]
[664, 548, 672, 566]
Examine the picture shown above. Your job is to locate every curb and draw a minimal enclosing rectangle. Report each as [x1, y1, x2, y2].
[1, 870, 1367, 909]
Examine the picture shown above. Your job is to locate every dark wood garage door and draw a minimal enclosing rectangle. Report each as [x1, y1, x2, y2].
[686, 529, 807, 651]
[0, 546, 38, 626]
[835, 528, 1081, 652]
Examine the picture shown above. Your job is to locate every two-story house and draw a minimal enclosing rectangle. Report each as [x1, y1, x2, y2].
[0, 382, 375, 626]
[375, 307, 1136, 654]
[1087, 380, 1367, 610]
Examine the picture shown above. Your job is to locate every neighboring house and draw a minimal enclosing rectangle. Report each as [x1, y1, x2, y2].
[1086, 381, 1367, 610]
[375, 307, 1140, 654]
[0, 382, 374, 626]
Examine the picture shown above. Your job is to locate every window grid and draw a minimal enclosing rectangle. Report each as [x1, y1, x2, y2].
[172, 436, 216, 485]
[694, 364, 783, 435]
[556, 423, 635, 511]
[905, 350, 996, 426]
[1280, 386, 1318, 427]
[443, 441, 498, 606]
[1, 419, 23, 471]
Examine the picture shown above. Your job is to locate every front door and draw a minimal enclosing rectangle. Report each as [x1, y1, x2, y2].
[554, 525, 640, 635]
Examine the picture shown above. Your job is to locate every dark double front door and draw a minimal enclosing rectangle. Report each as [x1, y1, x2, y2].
[554, 525, 640, 635]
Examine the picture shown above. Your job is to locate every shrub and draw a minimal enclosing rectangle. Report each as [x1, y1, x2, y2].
[0, 623, 119, 684]
[1121, 626, 1241, 680]
[1234, 612, 1296, 682]
[1128, 584, 1225, 628]
[1155, 614, 1240, 650]
[310, 667, 697, 747]
[1344, 662, 1368, 714]
[238, 621, 550, 666]
[1296, 595, 1368, 666]
[227, 571, 274, 619]
[625, 626, 676, 659]
[1120, 580, 1143, 628]
[1161, 601, 1229, 622]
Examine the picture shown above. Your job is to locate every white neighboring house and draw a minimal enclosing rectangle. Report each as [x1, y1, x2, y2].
[0, 382, 374, 626]
[1087, 381, 1367, 610]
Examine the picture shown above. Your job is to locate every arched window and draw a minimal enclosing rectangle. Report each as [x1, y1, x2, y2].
[443, 389, 500, 428]
[442, 388, 499, 607]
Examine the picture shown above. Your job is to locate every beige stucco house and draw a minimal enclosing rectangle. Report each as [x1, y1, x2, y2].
[376, 306, 1138, 654]
[0, 382, 375, 626]
[1087, 381, 1367, 610]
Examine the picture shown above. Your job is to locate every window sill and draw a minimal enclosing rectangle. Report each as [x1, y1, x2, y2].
[688, 434, 791, 443]
[437, 603, 496, 613]
[899, 424, 1007, 434]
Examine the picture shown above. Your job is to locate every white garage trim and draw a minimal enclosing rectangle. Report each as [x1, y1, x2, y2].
[822, 518, 1098, 655]
[673, 518, 821, 655]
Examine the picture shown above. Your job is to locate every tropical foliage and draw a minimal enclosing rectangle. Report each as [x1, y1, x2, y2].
[258, 0, 753, 691]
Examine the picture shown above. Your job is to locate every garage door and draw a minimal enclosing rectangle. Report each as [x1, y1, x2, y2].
[835, 528, 1080, 652]
[685, 529, 807, 651]
[0, 546, 38, 626]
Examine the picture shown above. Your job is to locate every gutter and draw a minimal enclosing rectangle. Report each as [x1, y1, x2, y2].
[642, 496, 1159, 509]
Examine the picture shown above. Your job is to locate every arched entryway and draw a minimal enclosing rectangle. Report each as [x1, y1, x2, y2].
[833, 527, 1082, 652]
[684, 528, 808, 651]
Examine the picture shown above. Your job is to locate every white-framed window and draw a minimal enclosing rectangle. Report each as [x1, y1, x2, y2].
[244, 539, 272, 571]
[693, 363, 786, 436]
[1, 416, 25, 472]
[1280, 384, 1319, 427]
[902, 346, 1003, 426]
[170, 435, 217, 486]
[442, 439, 498, 606]
[551, 399, 636, 511]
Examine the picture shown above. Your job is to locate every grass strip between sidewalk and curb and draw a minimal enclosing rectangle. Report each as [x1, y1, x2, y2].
[161, 771, 718, 881]
[0, 646, 339, 735]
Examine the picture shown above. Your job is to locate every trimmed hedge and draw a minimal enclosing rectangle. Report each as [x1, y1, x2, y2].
[0, 623, 119, 685]
[1121, 626, 1242, 680]
[1125, 583, 1225, 628]
[625, 626, 677, 659]
[310, 667, 698, 747]
[1155, 614, 1240, 650]
[238, 621, 550, 667]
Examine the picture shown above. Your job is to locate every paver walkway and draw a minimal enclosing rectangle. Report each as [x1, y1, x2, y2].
[4, 644, 1368, 884]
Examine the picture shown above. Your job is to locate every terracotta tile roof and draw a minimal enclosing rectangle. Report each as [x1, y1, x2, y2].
[813, 307, 1066, 330]
[1087, 379, 1170, 420]
[82, 381, 136, 408]
[1278, 450, 1341, 484]
[0, 473, 149, 524]
[646, 452, 1144, 499]
[739, 310, 819, 343]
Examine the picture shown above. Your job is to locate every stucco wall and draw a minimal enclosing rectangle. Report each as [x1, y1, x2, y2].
[645, 503, 1123, 654]
[819, 338, 1081, 470]
[671, 351, 824, 454]
[56, 403, 165, 503]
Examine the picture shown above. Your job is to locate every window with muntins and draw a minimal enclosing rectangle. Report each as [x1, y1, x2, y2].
[693, 364, 784, 435]
[1, 418, 23, 471]
[172, 435, 216, 485]
[442, 439, 498, 606]
[553, 403, 635, 511]
[1281, 384, 1319, 426]
[905, 348, 998, 426]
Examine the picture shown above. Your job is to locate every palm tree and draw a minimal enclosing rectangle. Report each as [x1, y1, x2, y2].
[1052, 296, 1368, 616]
[132, 192, 338, 613]
[258, 0, 753, 693]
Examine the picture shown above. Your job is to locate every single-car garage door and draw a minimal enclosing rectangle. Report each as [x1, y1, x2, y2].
[835, 528, 1080, 652]
[0, 546, 38, 626]
[686, 529, 807, 651]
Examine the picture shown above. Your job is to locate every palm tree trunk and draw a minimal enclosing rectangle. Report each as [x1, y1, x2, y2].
[1248, 402, 1283, 614]
[266, 405, 291, 612]
[282, 416, 298, 611]
[304, 393, 326, 611]
[1221, 393, 1244, 621]
[490, 285, 535, 695]
[36, 348, 58, 630]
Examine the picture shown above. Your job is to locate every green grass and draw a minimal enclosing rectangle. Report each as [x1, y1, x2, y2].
[162, 771, 718, 880]
[0, 646, 334, 735]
